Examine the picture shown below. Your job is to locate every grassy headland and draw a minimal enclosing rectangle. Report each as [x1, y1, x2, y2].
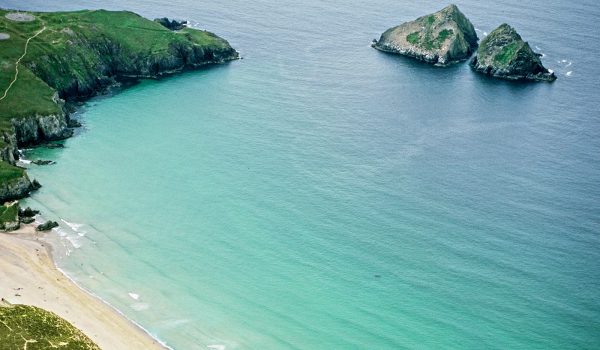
[0, 303, 100, 349]
[0, 8, 238, 201]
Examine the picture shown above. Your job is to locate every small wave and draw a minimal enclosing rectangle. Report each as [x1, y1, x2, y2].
[566, 71, 572, 76]
[131, 302, 149, 311]
[207, 345, 226, 350]
[56, 227, 68, 237]
[61, 219, 87, 236]
[483, 32, 488, 36]
[66, 235, 82, 249]
[159, 319, 192, 329]
[128, 292, 140, 300]
[566, 61, 572, 67]
[61, 219, 84, 231]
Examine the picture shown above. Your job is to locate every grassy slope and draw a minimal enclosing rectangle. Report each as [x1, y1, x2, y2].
[0, 202, 18, 223]
[0, 160, 25, 186]
[0, 8, 232, 122]
[0, 304, 100, 349]
[0, 8, 235, 185]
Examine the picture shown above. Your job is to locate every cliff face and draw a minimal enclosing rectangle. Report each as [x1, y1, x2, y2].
[470, 24, 556, 82]
[373, 4, 478, 65]
[0, 172, 35, 203]
[29, 26, 239, 101]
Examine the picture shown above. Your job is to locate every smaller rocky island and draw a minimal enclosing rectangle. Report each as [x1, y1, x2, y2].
[372, 4, 478, 66]
[470, 24, 556, 82]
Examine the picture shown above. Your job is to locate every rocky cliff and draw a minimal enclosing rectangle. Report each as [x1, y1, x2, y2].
[0, 170, 35, 203]
[372, 4, 478, 65]
[470, 24, 556, 82]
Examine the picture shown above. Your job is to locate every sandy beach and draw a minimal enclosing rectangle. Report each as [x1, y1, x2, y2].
[0, 225, 166, 350]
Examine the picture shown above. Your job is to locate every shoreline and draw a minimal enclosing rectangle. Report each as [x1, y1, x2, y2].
[0, 224, 168, 350]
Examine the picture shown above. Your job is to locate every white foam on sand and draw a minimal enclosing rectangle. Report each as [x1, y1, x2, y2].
[61, 219, 87, 236]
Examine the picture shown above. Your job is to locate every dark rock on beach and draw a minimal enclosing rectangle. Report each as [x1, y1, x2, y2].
[19, 207, 40, 218]
[37, 221, 59, 231]
[372, 4, 478, 65]
[43, 143, 65, 149]
[470, 23, 556, 82]
[20, 216, 35, 224]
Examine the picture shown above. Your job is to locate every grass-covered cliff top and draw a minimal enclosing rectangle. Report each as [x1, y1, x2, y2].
[0, 8, 237, 188]
[0, 303, 100, 349]
[0, 160, 25, 182]
[0, 8, 236, 124]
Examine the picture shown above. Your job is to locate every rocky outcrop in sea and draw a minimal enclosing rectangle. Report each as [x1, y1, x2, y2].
[372, 4, 478, 65]
[470, 24, 556, 82]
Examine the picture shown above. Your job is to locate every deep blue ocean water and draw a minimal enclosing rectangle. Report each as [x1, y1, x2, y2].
[3, 0, 600, 348]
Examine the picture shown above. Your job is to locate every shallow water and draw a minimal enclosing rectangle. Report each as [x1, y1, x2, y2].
[4, 0, 600, 348]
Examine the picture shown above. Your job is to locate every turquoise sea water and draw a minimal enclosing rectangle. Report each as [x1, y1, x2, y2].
[4, 0, 600, 348]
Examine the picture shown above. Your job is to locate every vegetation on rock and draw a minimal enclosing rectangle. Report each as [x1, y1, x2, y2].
[470, 23, 556, 82]
[373, 4, 478, 65]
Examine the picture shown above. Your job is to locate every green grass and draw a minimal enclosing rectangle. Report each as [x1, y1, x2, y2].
[494, 41, 521, 66]
[437, 29, 454, 44]
[406, 31, 420, 44]
[0, 8, 235, 131]
[0, 304, 100, 349]
[426, 15, 435, 26]
[0, 160, 25, 183]
[410, 13, 455, 51]
[0, 202, 17, 223]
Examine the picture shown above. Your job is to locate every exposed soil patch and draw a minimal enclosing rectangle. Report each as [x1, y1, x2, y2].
[5, 12, 36, 22]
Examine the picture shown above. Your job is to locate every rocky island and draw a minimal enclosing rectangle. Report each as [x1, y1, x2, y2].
[0, 9, 238, 203]
[470, 23, 556, 82]
[372, 4, 478, 66]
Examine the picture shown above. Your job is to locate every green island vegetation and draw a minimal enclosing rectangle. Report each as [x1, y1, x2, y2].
[374, 5, 478, 66]
[471, 23, 555, 81]
[0, 8, 237, 200]
[406, 31, 420, 44]
[493, 41, 521, 66]
[0, 303, 100, 349]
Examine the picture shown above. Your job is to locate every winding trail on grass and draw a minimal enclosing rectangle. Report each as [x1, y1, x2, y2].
[0, 26, 46, 102]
